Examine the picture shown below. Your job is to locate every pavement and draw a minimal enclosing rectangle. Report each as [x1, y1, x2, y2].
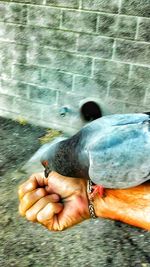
[0, 116, 150, 267]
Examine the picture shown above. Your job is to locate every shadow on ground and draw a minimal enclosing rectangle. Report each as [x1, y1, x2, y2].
[0, 117, 150, 267]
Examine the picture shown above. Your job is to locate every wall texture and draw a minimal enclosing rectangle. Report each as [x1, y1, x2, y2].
[0, 0, 150, 133]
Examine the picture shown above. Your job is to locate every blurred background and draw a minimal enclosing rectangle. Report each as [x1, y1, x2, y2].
[0, 0, 150, 266]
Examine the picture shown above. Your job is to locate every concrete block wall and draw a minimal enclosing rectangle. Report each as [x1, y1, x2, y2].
[0, 0, 150, 133]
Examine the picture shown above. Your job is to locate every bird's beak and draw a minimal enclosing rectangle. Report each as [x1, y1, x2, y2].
[41, 160, 51, 178]
[44, 166, 51, 178]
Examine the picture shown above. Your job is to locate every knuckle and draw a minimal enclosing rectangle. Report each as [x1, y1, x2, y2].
[36, 188, 46, 197]
[29, 173, 36, 180]
[23, 192, 30, 204]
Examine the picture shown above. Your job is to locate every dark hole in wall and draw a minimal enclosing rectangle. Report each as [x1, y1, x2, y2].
[80, 101, 102, 122]
[144, 112, 150, 116]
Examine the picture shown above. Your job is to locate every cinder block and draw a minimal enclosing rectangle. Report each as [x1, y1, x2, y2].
[129, 65, 150, 87]
[14, 97, 43, 118]
[105, 98, 125, 114]
[20, 26, 78, 51]
[41, 68, 73, 91]
[0, 79, 28, 98]
[109, 81, 146, 105]
[138, 18, 150, 42]
[27, 47, 92, 76]
[114, 39, 150, 65]
[13, 44, 28, 64]
[127, 85, 146, 105]
[97, 13, 117, 37]
[109, 64, 149, 105]
[0, 42, 27, 65]
[0, 94, 15, 111]
[2, 23, 78, 49]
[77, 34, 113, 58]
[73, 75, 108, 98]
[94, 59, 130, 83]
[28, 5, 60, 27]
[82, 0, 119, 13]
[0, 3, 6, 22]
[46, 0, 79, 8]
[61, 10, 97, 33]
[14, 25, 28, 43]
[117, 15, 137, 40]
[108, 78, 127, 100]
[0, 43, 15, 78]
[121, 0, 150, 17]
[0, 61, 12, 79]
[0, 22, 16, 41]
[0, 2, 27, 24]
[123, 103, 147, 113]
[98, 14, 137, 39]
[28, 85, 57, 104]
[8, 0, 44, 3]
[145, 88, 150, 105]
[16, 81, 29, 98]
[12, 64, 41, 83]
[0, 42, 13, 61]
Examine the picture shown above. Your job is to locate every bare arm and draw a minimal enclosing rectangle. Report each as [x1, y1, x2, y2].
[93, 184, 150, 231]
[18, 172, 150, 231]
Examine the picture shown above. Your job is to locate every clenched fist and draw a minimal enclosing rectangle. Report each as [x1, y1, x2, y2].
[18, 172, 90, 231]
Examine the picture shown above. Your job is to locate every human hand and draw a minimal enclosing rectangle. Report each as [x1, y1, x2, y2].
[18, 172, 90, 231]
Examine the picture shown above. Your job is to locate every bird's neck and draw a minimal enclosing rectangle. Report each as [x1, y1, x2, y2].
[53, 132, 89, 178]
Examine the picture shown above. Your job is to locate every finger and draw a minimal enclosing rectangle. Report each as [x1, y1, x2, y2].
[25, 194, 60, 222]
[18, 179, 38, 200]
[18, 173, 48, 200]
[45, 185, 55, 194]
[30, 172, 48, 187]
[37, 203, 63, 225]
[19, 188, 47, 216]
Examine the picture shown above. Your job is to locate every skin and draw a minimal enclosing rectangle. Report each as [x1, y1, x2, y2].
[18, 172, 90, 231]
[18, 172, 150, 231]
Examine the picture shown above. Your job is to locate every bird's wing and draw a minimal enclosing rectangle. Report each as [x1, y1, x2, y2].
[83, 113, 149, 145]
[84, 113, 149, 131]
[88, 117, 150, 189]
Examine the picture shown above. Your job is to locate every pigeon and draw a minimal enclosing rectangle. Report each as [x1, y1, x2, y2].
[41, 113, 150, 198]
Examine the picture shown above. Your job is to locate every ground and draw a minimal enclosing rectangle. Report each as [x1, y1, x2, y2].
[0, 116, 150, 267]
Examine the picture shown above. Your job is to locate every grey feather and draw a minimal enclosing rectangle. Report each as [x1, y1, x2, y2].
[41, 113, 150, 189]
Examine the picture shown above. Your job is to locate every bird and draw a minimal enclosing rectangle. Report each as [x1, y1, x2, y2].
[41, 113, 150, 199]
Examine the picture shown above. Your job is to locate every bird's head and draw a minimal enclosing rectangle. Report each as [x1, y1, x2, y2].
[40, 136, 67, 177]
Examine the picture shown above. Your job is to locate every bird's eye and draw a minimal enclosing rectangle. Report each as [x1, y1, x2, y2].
[42, 160, 49, 167]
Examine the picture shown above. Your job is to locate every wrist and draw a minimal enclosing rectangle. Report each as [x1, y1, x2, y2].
[92, 189, 125, 221]
[92, 193, 105, 218]
[86, 180, 98, 219]
[92, 189, 116, 219]
[75, 179, 91, 220]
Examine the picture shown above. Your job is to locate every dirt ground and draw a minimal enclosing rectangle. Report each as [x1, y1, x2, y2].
[0, 116, 150, 267]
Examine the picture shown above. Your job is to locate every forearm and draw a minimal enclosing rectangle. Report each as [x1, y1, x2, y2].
[92, 185, 150, 231]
